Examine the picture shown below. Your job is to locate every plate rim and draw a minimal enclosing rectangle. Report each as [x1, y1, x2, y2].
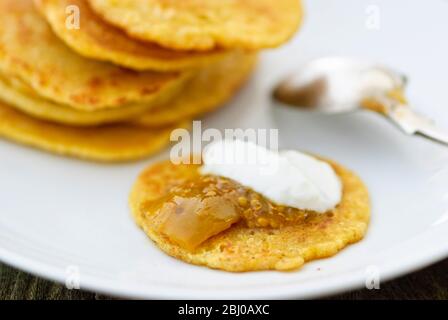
[1, 226, 447, 299]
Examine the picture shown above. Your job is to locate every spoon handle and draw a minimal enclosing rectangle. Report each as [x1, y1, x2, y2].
[386, 104, 448, 146]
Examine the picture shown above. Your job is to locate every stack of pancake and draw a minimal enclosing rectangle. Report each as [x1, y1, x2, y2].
[0, 0, 302, 162]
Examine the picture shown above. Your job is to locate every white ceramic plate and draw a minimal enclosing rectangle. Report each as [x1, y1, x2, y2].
[1, 0, 448, 299]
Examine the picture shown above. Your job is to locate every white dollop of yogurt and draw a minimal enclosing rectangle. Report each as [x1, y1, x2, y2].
[200, 139, 342, 213]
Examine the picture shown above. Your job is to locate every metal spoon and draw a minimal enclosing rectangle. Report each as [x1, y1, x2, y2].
[273, 57, 448, 146]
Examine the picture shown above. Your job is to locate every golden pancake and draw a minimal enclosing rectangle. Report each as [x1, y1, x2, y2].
[0, 52, 256, 127]
[88, 0, 303, 51]
[134, 52, 257, 127]
[0, 73, 166, 126]
[34, 0, 230, 71]
[0, 0, 188, 111]
[0, 100, 188, 162]
[130, 159, 370, 272]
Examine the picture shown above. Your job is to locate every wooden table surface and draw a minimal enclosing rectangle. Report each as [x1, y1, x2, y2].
[1, 258, 447, 300]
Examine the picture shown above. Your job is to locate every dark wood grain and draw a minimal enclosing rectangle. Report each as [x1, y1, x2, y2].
[1, 259, 447, 300]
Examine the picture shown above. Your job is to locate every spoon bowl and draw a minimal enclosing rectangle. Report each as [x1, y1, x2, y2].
[273, 57, 448, 146]
[273, 57, 406, 114]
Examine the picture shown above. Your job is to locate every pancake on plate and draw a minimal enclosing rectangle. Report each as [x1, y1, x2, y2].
[134, 52, 257, 127]
[0, 0, 188, 111]
[34, 0, 230, 71]
[88, 0, 303, 51]
[130, 154, 370, 272]
[0, 100, 188, 162]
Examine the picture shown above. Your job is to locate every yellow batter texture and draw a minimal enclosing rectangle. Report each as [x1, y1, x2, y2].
[0, 100, 188, 162]
[0, 0, 188, 111]
[129, 160, 370, 272]
[88, 0, 303, 51]
[34, 0, 230, 71]
[0, 72, 171, 126]
[0, 52, 255, 127]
